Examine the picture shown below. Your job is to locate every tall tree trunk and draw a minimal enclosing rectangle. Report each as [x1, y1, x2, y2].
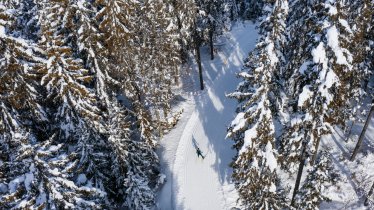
[194, 22, 204, 90]
[365, 181, 374, 206]
[350, 104, 374, 161]
[291, 136, 308, 207]
[196, 45, 204, 90]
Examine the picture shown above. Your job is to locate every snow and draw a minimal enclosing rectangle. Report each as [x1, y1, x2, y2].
[240, 125, 258, 154]
[230, 112, 246, 133]
[207, 88, 224, 112]
[312, 42, 327, 69]
[326, 25, 349, 66]
[269, 183, 277, 193]
[298, 85, 313, 107]
[49, 168, 60, 176]
[264, 141, 277, 172]
[77, 174, 87, 185]
[77, 0, 85, 10]
[165, 21, 175, 32]
[323, 69, 339, 89]
[325, 3, 337, 15]
[265, 39, 279, 66]
[319, 109, 374, 209]
[24, 173, 34, 191]
[36, 193, 47, 206]
[0, 183, 7, 193]
[339, 19, 352, 33]
[14, 132, 23, 139]
[9, 176, 24, 193]
[0, 25, 5, 37]
[319, 68, 339, 104]
[156, 22, 258, 210]
[299, 61, 311, 74]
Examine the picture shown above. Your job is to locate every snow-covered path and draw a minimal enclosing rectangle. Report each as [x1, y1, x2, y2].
[156, 22, 258, 210]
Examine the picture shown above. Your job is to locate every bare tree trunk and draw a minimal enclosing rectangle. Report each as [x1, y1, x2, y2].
[365, 181, 374, 206]
[194, 22, 204, 90]
[291, 137, 308, 207]
[350, 104, 374, 161]
[196, 46, 204, 90]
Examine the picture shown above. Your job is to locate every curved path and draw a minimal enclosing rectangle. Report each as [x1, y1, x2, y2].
[157, 22, 258, 210]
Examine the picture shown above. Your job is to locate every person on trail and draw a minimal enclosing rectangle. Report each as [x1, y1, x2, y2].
[196, 147, 205, 159]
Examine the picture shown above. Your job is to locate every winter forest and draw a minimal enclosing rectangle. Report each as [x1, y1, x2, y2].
[0, 0, 373, 209]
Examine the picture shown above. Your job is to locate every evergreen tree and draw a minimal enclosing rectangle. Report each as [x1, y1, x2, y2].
[107, 104, 162, 209]
[294, 151, 339, 210]
[75, 0, 114, 108]
[280, 0, 359, 169]
[0, 2, 45, 140]
[0, 4, 43, 208]
[1, 2, 106, 208]
[1, 133, 107, 209]
[227, 1, 289, 208]
[235, 0, 265, 20]
[141, 0, 181, 136]
[37, 0, 109, 207]
[170, 0, 197, 63]
[37, 0, 101, 137]
[96, 0, 182, 144]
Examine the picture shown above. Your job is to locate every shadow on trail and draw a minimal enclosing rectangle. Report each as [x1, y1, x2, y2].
[188, 23, 258, 185]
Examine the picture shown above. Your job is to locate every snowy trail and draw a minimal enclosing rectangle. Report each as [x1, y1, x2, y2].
[157, 22, 258, 210]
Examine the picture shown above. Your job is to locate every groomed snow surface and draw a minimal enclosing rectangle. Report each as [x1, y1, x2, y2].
[156, 22, 258, 210]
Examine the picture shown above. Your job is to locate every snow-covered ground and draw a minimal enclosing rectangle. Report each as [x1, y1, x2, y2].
[320, 103, 374, 209]
[156, 22, 258, 210]
[156, 21, 374, 210]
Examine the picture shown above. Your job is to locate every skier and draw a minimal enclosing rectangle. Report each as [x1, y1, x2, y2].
[196, 147, 205, 159]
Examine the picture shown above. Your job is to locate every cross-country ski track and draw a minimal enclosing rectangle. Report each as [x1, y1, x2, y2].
[156, 22, 258, 210]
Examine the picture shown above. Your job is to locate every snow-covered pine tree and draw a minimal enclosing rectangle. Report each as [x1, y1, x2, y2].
[141, 0, 182, 136]
[75, 0, 114, 109]
[89, 0, 147, 136]
[33, 1, 109, 207]
[294, 151, 339, 210]
[37, 0, 101, 137]
[343, 0, 374, 132]
[57, 2, 165, 207]
[227, 0, 289, 208]
[0, 1, 45, 140]
[235, 0, 265, 20]
[96, 0, 182, 144]
[0, 3, 44, 208]
[95, 0, 154, 145]
[170, 0, 197, 63]
[347, 0, 373, 88]
[280, 0, 358, 169]
[1, 2, 106, 208]
[2, 130, 108, 209]
[107, 103, 162, 209]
